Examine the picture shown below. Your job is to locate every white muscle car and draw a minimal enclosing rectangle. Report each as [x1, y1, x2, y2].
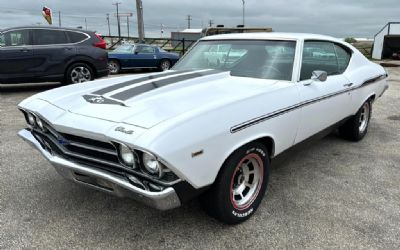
[18, 33, 389, 224]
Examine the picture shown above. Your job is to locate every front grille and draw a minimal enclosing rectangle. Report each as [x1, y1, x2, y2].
[31, 120, 180, 186]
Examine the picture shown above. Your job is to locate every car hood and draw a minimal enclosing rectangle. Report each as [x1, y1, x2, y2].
[30, 70, 278, 128]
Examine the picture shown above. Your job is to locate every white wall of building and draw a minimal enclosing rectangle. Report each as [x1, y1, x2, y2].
[372, 25, 389, 60]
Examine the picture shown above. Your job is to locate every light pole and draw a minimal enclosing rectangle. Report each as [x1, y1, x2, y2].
[242, 0, 245, 27]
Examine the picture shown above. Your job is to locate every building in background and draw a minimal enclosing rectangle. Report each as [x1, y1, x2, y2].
[372, 22, 400, 60]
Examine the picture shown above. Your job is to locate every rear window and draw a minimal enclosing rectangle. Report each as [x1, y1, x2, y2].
[66, 31, 88, 43]
[33, 29, 67, 45]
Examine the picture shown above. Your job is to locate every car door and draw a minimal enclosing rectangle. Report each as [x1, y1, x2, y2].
[0, 29, 35, 82]
[294, 40, 353, 143]
[132, 45, 157, 68]
[32, 29, 76, 78]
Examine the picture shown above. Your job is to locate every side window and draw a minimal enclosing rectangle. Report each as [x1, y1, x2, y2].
[33, 29, 67, 45]
[2, 30, 31, 47]
[334, 44, 351, 74]
[300, 41, 338, 81]
[138, 46, 155, 54]
[66, 31, 88, 43]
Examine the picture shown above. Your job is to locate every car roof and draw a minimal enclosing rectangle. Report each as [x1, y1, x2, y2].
[0, 26, 95, 33]
[201, 32, 342, 43]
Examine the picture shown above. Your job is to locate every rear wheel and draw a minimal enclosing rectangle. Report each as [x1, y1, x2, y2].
[200, 142, 269, 224]
[159, 59, 171, 71]
[108, 60, 120, 74]
[339, 100, 372, 141]
[66, 63, 94, 84]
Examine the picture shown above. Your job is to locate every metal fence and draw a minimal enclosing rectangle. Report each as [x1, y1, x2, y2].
[103, 36, 197, 55]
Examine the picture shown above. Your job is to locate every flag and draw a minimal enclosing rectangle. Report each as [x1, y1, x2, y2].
[42, 6, 52, 25]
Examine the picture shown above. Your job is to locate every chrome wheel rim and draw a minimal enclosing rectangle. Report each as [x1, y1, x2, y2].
[71, 66, 91, 83]
[108, 62, 118, 74]
[230, 153, 263, 210]
[359, 102, 370, 133]
[160, 61, 170, 71]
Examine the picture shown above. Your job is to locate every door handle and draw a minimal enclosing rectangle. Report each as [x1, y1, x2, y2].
[64, 47, 73, 50]
[20, 49, 30, 52]
[343, 83, 353, 87]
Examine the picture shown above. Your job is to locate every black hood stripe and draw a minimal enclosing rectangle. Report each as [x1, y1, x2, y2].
[110, 70, 222, 101]
[92, 70, 189, 96]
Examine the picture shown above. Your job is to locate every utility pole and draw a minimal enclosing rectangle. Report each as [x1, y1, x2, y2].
[209, 19, 214, 27]
[241, 0, 245, 26]
[186, 15, 192, 29]
[106, 13, 111, 36]
[113, 2, 122, 39]
[85, 18, 87, 30]
[135, 0, 145, 42]
[58, 11, 61, 27]
[126, 16, 130, 39]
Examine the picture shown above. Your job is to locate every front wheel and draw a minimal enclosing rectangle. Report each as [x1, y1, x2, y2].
[339, 100, 372, 141]
[200, 142, 269, 224]
[66, 63, 94, 84]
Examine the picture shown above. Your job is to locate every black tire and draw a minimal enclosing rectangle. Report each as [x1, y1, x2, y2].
[108, 60, 121, 74]
[65, 62, 94, 84]
[159, 59, 171, 71]
[339, 100, 372, 141]
[200, 142, 269, 224]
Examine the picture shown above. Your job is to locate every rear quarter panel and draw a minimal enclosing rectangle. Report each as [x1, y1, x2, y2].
[343, 47, 388, 114]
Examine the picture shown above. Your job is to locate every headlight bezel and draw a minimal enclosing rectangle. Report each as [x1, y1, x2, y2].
[116, 143, 139, 169]
[141, 151, 165, 178]
[36, 117, 47, 132]
[27, 112, 37, 127]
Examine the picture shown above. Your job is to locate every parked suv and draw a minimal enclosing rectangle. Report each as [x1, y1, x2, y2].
[0, 26, 109, 84]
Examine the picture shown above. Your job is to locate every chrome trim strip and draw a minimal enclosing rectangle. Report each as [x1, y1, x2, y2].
[1, 27, 91, 47]
[18, 129, 181, 210]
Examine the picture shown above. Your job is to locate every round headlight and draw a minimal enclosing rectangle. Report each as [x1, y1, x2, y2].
[27, 113, 36, 126]
[119, 144, 136, 168]
[36, 118, 45, 131]
[142, 152, 163, 177]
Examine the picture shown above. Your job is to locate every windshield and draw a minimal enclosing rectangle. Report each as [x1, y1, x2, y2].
[114, 44, 134, 53]
[173, 40, 296, 81]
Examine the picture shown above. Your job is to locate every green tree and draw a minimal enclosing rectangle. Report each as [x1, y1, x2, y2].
[345, 37, 357, 44]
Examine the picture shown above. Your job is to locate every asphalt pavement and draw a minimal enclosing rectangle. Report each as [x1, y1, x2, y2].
[0, 68, 399, 249]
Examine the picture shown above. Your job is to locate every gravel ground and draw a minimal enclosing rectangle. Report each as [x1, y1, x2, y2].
[0, 68, 399, 249]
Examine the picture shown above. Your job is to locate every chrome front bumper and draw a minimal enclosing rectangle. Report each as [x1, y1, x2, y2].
[18, 129, 181, 210]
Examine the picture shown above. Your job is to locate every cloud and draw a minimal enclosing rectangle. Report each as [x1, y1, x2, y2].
[0, 0, 396, 38]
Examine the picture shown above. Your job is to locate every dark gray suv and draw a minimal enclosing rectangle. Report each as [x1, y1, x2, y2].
[0, 26, 109, 84]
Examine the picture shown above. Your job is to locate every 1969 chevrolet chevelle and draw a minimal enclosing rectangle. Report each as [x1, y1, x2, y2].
[18, 33, 388, 224]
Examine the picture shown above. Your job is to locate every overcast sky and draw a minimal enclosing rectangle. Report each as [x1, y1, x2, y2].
[0, 0, 397, 38]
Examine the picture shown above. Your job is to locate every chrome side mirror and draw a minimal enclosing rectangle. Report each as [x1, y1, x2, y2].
[311, 70, 328, 82]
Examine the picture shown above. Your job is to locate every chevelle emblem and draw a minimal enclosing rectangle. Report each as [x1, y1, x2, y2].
[115, 126, 134, 135]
